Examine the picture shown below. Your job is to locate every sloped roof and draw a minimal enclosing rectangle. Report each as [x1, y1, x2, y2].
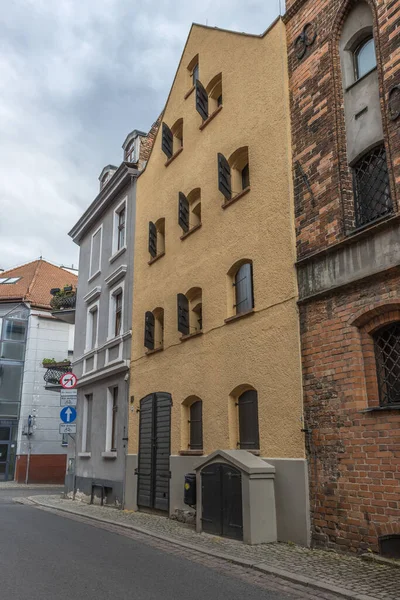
[0, 259, 78, 310]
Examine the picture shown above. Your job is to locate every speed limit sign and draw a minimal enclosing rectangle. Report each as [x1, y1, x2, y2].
[60, 372, 78, 389]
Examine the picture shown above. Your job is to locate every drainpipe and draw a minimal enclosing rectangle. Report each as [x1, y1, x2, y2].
[122, 370, 130, 509]
[25, 415, 33, 484]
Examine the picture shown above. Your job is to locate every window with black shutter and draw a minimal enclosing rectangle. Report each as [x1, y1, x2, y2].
[206, 72, 222, 114]
[234, 262, 254, 314]
[353, 145, 392, 228]
[374, 322, 400, 406]
[178, 192, 189, 233]
[218, 153, 231, 200]
[189, 400, 203, 450]
[177, 293, 189, 335]
[144, 311, 155, 350]
[195, 80, 208, 121]
[238, 389, 259, 450]
[161, 122, 173, 159]
[241, 164, 250, 189]
[148, 221, 157, 258]
[171, 118, 183, 154]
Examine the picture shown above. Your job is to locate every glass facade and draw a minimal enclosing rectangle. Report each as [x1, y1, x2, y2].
[0, 303, 29, 480]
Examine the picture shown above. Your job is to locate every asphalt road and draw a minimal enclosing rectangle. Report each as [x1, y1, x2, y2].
[0, 491, 302, 600]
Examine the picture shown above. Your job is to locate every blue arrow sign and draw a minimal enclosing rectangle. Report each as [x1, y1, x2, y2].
[60, 406, 77, 424]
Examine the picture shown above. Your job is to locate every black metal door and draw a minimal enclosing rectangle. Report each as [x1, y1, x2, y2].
[201, 462, 243, 540]
[137, 393, 171, 512]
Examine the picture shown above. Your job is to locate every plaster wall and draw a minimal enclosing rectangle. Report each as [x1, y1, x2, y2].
[128, 21, 304, 461]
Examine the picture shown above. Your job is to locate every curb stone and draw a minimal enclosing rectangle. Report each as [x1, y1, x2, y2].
[26, 496, 378, 600]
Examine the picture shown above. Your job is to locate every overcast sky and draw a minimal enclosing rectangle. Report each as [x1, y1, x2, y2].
[0, 0, 283, 271]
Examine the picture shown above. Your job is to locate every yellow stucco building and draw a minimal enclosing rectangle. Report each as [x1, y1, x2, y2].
[125, 19, 310, 545]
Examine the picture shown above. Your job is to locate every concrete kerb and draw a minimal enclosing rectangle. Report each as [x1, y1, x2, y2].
[23, 496, 378, 600]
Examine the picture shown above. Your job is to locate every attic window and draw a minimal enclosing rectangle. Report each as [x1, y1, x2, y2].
[207, 73, 223, 113]
[0, 277, 21, 284]
[101, 172, 112, 190]
[125, 139, 137, 163]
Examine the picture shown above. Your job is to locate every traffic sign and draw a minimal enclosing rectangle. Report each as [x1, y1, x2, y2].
[60, 389, 77, 407]
[59, 423, 76, 434]
[60, 372, 78, 389]
[60, 406, 77, 424]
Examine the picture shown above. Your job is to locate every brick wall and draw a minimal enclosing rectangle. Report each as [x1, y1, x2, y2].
[301, 275, 400, 553]
[285, 0, 400, 259]
[286, 0, 400, 553]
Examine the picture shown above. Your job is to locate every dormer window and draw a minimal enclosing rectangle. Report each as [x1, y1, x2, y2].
[125, 139, 136, 163]
[99, 165, 117, 191]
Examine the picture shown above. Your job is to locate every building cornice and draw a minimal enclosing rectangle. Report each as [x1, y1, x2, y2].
[69, 163, 139, 244]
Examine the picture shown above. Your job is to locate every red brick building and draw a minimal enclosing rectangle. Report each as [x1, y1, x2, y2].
[284, 0, 400, 555]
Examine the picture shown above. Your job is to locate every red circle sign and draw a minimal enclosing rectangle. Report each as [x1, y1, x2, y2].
[60, 372, 78, 389]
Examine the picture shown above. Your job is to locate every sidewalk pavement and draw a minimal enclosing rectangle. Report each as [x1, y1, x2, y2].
[0, 482, 62, 489]
[22, 494, 400, 600]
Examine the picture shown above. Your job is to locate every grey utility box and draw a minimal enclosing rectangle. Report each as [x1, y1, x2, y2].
[194, 449, 277, 545]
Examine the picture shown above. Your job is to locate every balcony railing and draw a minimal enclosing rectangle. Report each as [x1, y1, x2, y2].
[43, 362, 72, 386]
[50, 292, 76, 311]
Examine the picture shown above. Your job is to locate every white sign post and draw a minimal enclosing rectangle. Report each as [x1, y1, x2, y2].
[60, 389, 78, 407]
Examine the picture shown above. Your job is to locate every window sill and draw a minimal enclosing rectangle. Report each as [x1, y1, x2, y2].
[180, 223, 202, 240]
[109, 246, 127, 264]
[345, 66, 377, 92]
[78, 452, 91, 458]
[360, 405, 400, 413]
[148, 251, 165, 265]
[180, 330, 203, 342]
[225, 309, 254, 325]
[165, 147, 183, 167]
[222, 186, 251, 210]
[101, 451, 117, 459]
[184, 85, 195, 100]
[199, 105, 223, 131]
[243, 449, 260, 456]
[145, 346, 164, 356]
[88, 270, 101, 284]
[179, 450, 204, 456]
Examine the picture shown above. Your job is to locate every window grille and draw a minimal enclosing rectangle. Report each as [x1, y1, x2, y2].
[374, 322, 400, 406]
[353, 145, 392, 228]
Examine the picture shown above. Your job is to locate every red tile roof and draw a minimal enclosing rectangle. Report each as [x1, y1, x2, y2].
[0, 259, 78, 310]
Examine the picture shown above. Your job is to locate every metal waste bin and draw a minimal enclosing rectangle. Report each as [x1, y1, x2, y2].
[184, 472, 196, 506]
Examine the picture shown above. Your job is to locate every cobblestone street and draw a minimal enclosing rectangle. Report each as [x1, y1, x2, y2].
[24, 494, 400, 600]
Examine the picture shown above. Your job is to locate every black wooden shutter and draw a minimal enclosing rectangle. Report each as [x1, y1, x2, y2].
[148, 221, 157, 257]
[218, 153, 231, 200]
[189, 400, 203, 450]
[144, 311, 155, 350]
[234, 263, 253, 314]
[177, 293, 189, 335]
[238, 390, 259, 450]
[161, 122, 173, 158]
[195, 80, 208, 121]
[178, 192, 189, 233]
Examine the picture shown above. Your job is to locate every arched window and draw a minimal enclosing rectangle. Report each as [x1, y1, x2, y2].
[178, 188, 201, 235]
[238, 389, 260, 450]
[171, 118, 183, 153]
[144, 307, 164, 351]
[218, 147, 250, 204]
[206, 72, 222, 113]
[373, 322, 400, 406]
[354, 35, 376, 80]
[177, 288, 202, 337]
[338, 2, 392, 227]
[227, 260, 254, 318]
[181, 396, 203, 452]
[187, 54, 199, 90]
[148, 218, 165, 261]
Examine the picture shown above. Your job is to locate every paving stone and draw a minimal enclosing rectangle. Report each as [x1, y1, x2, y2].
[27, 495, 400, 600]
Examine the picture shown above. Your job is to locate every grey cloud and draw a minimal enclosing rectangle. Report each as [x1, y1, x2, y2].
[0, 0, 283, 270]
